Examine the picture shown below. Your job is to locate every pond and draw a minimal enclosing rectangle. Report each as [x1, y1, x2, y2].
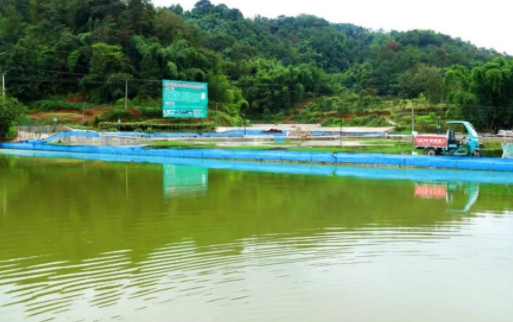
[1, 152, 513, 322]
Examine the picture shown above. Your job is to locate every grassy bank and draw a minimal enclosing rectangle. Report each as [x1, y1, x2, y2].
[146, 140, 416, 155]
[145, 139, 504, 157]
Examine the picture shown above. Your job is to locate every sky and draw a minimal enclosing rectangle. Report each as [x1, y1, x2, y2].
[152, 0, 513, 55]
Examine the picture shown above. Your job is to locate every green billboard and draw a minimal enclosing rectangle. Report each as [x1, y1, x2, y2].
[162, 80, 208, 118]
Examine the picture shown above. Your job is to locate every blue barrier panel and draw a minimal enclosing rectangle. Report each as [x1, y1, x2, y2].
[98, 147, 116, 155]
[182, 149, 204, 159]
[274, 151, 305, 163]
[1, 143, 26, 150]
[498, 161, 513, 171]
[311, 153, 338, 163]
[496, 162, 513, 171]
[51, 145, 60, 152]
[456, 158, 500, 171]
[129, 148, 145, 156]
[145, 149, 162, 157]
[212, 149, 231, 159]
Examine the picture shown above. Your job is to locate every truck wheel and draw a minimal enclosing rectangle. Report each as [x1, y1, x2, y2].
[473, 150, 482, 158]
[426, 149, 437, 156]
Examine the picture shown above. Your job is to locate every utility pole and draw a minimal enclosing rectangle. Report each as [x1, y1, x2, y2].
[411, 101, 415, 134]
[125, 79, 128, 111]
[2, 73, 5, 99]
[82, 102, 85, 126]
[339, 113, 343, 138]
[215, 103, 218, 124]
[486, 106, 489, 133]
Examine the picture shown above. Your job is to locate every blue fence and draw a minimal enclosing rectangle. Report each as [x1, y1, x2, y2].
[1, 142, 513, 172]
[2, 149, 513, 184]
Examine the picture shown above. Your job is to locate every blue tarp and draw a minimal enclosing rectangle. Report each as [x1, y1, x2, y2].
[99, 130, 384, 138]
[101, 130, 284, 138]
[1, 142, 513, 172]
[34, 130, 387, 145]
[46, 131, 100, 142]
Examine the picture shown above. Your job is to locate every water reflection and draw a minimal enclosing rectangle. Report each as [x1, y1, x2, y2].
[0, 154, 512, 322]
[163, 165, 208, 198]
[414, 182, 480, 213]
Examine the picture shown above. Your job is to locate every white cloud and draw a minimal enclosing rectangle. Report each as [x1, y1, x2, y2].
[153, 0, 513, 55]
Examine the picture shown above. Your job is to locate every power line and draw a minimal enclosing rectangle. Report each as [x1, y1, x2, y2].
[2, 66, 513, 113]
[3, 75, 513, 111]
[0, 65, 425, 88]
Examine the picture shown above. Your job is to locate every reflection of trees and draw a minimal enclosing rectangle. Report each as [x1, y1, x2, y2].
[0, 156, 30, 211]
[0, 156, 512, 320]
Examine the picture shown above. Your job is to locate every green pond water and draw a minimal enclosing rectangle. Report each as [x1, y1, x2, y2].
[1, 153, 513, 322]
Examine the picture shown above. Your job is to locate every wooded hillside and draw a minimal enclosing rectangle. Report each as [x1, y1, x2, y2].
[1, 0, 512, 129]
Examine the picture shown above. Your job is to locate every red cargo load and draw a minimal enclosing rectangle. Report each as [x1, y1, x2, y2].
[414, 135, 448, 148]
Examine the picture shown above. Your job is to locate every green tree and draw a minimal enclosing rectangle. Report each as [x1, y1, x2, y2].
[123, 0, 156, 35]
[398, 64, 445, 104]
[0, 4, 24, 42]
[0, 97, 26, 141]
[153, 8, 194, 46]
[168, 4, 184, 15]
[470, 58, 513, 128]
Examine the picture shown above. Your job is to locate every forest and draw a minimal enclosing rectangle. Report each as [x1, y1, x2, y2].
[1, 0, 513, 135]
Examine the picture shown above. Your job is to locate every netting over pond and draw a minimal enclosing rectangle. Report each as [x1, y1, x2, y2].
[503, 144, 513, 159]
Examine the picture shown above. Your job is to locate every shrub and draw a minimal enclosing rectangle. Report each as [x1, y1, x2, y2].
[445, 107, 456, 120]
[1, 98, 27, 141]
[367, 116, 389, 127]
[140, 107, 162, 118]
[30, 100, 95, 111]
[321, 118, 334, 126]
[116, 98, 131, 107]
[132, 95, 159, 107]
[6, 126, 18, 141]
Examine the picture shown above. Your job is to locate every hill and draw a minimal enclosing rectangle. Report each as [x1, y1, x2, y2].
[0, 0, 512, 130]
